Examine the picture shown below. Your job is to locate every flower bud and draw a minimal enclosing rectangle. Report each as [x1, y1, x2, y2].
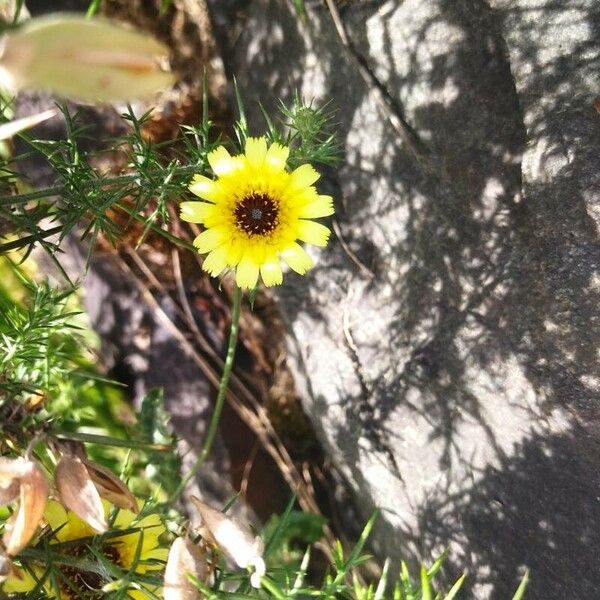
[164, 536, 207, 600]
[0, 458, 48, 555]
[55, 454, 107, 533]
[190, 497, 265, 587]
[0, 14, 174, 102]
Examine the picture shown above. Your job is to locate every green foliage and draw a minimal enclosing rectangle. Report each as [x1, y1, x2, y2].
[0, 87, 338, 270]
[511, 569, 529, 600]
[136, 389, 182, 497]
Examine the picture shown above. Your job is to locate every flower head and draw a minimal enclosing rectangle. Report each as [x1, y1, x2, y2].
[181, 137, 334, 289]
[2, 500, 167, 599]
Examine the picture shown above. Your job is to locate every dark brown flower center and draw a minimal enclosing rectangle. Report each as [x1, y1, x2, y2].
[59, 544, 121, 599]
[234, 193, 279, 236]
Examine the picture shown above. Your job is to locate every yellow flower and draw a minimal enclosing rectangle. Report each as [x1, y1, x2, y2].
[181, 137, 334, 289]
[2, 500, 168, 599]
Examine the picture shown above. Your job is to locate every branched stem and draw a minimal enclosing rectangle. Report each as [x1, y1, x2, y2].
[171, 285, 243, 502]
[0, 165, 200, 207]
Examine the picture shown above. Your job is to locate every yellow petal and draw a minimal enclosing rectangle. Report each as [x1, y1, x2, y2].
[235, 256, 260, 289]
[188, 175, 222, 202]
[299, 195, 335, 218]
[244, 137, 268, 168]
[193, 228, 226, 254]
[2, 566, 38, 594]
[207, 146, 237, 176]
[147, 547, 169, 562]
[280, 243, 314, 274]
[260, 256, 283, 287]
[43, 499, 68, 532]
[265, 142, 290, 171]
[180, 201, 214, 223]
[226, 240, 243, 266]
[289, 164, 320, 189]
[202, 246, 228, 277]
[296, 220, 331, 247]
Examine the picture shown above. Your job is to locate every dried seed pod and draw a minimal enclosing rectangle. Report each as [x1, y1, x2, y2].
[55, 455, 107, 533]
[81, 458, 138, 514]
[2, 459, 48, 555]
[190, 497, 265, 587]
[164, 536, 207, 600]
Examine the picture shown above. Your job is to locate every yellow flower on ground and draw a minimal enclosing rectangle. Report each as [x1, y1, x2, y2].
[2, 500, 167, 599]
[181, 137, 334, 289]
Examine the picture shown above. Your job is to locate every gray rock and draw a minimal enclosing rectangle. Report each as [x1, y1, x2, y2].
[231, 0, 600, 596]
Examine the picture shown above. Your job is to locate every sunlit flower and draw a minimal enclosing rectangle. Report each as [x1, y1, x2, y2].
[2, 500, 167, 599]
[181, 137, 334, 289]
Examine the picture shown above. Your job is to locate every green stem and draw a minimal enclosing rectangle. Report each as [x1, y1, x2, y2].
[171, 285, 243, 501]
[260, 577, 288, 600]
[53, 430, 171, 451]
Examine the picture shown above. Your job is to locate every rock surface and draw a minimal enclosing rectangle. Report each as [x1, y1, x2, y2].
[229, 0, 600, 596]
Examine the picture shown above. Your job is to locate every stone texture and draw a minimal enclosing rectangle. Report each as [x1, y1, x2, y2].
[230, 0, 600, 596]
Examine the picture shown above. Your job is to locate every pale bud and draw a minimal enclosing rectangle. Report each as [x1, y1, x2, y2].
[55, 455, 107, 533]
[0, 458, 48, 556]
[190, 497, 265, 587]
[164, 537, 207, 600]
[0, 14, 174, 102]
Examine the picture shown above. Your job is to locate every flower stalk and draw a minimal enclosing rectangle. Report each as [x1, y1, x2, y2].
[172, 285, 242, 501]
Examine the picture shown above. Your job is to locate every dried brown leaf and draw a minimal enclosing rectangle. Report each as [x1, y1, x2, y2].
[81, 458, 138, 514]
